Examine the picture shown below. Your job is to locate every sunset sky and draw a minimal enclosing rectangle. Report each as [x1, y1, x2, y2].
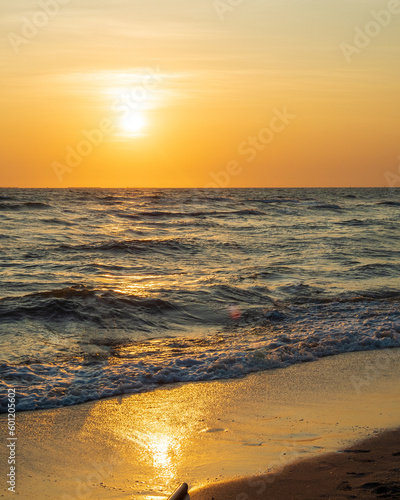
[1, 0, 400, 187]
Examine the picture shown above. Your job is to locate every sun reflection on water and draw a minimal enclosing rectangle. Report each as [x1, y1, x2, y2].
[76, 383, 229, 497]
[96, 274, 170, 296]
[123, 429, 180, 482]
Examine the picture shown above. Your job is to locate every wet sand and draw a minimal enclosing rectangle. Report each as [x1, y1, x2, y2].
[190, 428, 400, 499]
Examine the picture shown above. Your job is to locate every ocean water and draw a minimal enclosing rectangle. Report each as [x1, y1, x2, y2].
[0, 187, 399, 413]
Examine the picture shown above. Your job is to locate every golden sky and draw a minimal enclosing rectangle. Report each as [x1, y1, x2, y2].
[1, 0, 400, 187]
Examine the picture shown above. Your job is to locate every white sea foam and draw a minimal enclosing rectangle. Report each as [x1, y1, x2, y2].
[1, 300, 399, 413]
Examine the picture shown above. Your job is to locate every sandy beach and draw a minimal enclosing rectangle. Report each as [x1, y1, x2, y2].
[1, 348, 399, 499]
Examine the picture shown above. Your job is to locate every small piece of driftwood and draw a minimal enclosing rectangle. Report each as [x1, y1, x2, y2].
[168, 482, 189, 500]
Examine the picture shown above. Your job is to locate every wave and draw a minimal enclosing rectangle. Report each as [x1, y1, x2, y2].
[0, 287, 181, 326]
[234, 209, 265, 215]
[41, 218, 75, 226]
[0, 203, 21, 211]
[348, 263, 400, 278]
[249, 199, 346, 211]
[335, 219, 371, 226]
[377, 201, 400, 206]
[347, 289, 400, 301]
[307, 203, 343, 211]
[251, 198, 300, 205]
[1, 298, 399, 413]
[210, 284, 273, 304]
[0, 202, 51, 211]
[55, 236, 250, 256]
[118, 209, 265, 219]
[4, 282, 396, 330]
[24, 202, 51, 209]
[95, 194, 129, 203]
[197, 196, 234, 202]
[58, 237, 200, 255]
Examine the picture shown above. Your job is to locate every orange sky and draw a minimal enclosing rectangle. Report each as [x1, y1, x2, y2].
[1, 0, 400, 187]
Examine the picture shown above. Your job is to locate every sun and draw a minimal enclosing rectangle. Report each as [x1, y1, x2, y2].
[119, 111, 146, 137]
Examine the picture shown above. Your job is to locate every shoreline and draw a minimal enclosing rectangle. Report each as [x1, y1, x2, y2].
[1, 348, 399, 499]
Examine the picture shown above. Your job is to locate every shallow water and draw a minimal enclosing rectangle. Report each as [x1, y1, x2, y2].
[0, 187, 399, 411]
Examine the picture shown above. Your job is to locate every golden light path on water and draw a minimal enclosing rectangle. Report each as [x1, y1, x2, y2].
[95, 273, 210, 296]
[98, 274, 169, 296]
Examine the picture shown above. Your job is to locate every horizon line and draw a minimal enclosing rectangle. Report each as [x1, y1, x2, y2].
[0, 186, 396, 189]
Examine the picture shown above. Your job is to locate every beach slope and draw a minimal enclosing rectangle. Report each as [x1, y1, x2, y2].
[191, 428, 400, 499]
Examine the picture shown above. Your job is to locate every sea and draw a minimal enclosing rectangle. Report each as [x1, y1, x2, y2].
[0, 188, 399, 413]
